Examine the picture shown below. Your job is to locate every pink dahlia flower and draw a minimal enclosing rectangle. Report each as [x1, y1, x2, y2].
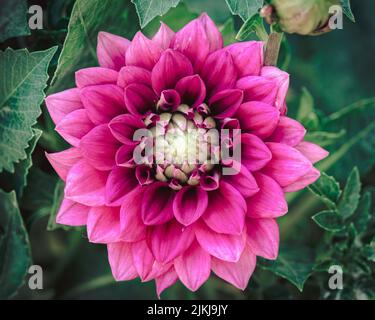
[45, 13, 328, 295]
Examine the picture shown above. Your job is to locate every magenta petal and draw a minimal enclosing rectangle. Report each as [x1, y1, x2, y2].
[115, 144, 136, 167]
[226, 41, 264, 77]
[283, 167, 320, 193]
[143, 260, 173, 282]
[209, 89, 243, 119]
[156, 267, 178, 297]
[198, 13, 223, 52]
[45, 88, 82, 125]
[268, 116, 306, 146]
[235, 101, 280, 139]
[246, 218, 279, 260]
[174, 241, 211, 292]
[109, 113, 146, 145]
[157, 89, 181, 112]
[237, 76, 277, 105]
[246, 172, 288, 218]
[295, 141, 329, 164]
[241, 133, 272, 171]
[108, 242, 138, 281]
[175, 75, 206, 108]
[126, 31, 162, 70]
[203, 181, 246, 235]
[212, 245, 256, 290]
[152, 49, 193, 95]
[117, 66, 151, 88]
[105, 166, 138, 206]
[45, 148, 82, 181]
[148, 220, 194, 263]
[152, 22, 175, 49]
[97, 31, 130, 71]
[135, 165, 154, 185]
[201, 50, 237, 97]
[65, 160, 107, 206]
[261, 66, 289, 111]
[75, 67, 118, 88]
[173, 186, 208, 226]
[124, 83, 157, 116]
[56, 198, 89, 226]
[56, 109, 94, 147]
[195, 221, 246, 262]
[80, 84, 125, 125]
[80, 124, 120, 171]
[131, 240, 155, 281]
[262, 142, 312, 187]
[141, 182, 175, 225]
[223, 164, 259, 198]
[87, 206, 122, 243]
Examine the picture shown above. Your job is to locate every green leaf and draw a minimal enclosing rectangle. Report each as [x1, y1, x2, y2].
[341, 0, 355, 23]
[220, 18, 236, 46]
[236, 13, 268, 41]
[259, 245, 315, 292]
[47, 180, 70, 231]
[352, 192, 371, 235]
[312, 210, 344, 232]
[0, 129, 42, 198]
[362, 239, 375, 262]
[296, 87, 319, 130]
[131, 0, 180, 28]
[225, 0, 263, 21]
[309, 172, 341, 210]
[305, 129, 346, 148]
[0, 47, 56, 173]
[0, 0, 30, 42]
[50, 0, 139, 93]
[0, 190, 32, 299]
[337, 167, 361, 219]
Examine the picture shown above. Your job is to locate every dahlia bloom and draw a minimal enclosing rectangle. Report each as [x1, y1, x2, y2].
[45, 13, 328, 295]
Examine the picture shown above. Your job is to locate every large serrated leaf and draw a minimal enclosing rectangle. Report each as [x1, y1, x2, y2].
[0, 0, 30, 43]
[0, 190, 32, 299]
[131, 0, 180, 28]
[312, 210, 344, 232]
[309, 172, 341, 210]
[337, 167, 361, 219]
[0, 47, 56, 173]
[225, 0, 263, 21]
[352, 192, 371, 235]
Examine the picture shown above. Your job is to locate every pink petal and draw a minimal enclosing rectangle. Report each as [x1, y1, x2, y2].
[295, 141, 329, 164]
[143, 260, 172, 282]
[152, 22, 175, 49]
[283, 167, 321, 193]
[201, 50, 237, 97]
[151, 49, 193, 95]
[55, 109, 94, 147]
[262, 142, 312, 187]
[45, 148, 82, 181]
[117, 66, 151, 88]
[268, 116, 306, 147]
[45, 88, 82, 125]
[223, 164, 259, 198]
[131, 240, 155, 281]
[105, 166, 138, 206]
[246, 172, 288, 218]
[241, 133, 272, 171]
[261, 66, 289, 111]
[97, 31, 130, 71]
[156, 267, 178, 297]
[87, 206, 122, 243]
[175, 75, 206, 108]
[80, 84, 125, 125]
[75, 67, 118, 88]
[203, 181, 246, 235]
[124, 83, 157, 116]
[174, 241, 211, 292]
[246, 218, 279, 260]
[157, 89, 181, 112]
[173, 186, 208, 226]
[126, 31, 162, 70]
[141, 182, 175, 225]
[200, 171, 220, 191]
[212, 245, 256, 290]
[148, 220, 195, 263]
[195, 221, 246, 262]
[80, 124, 120, 171]
[109, 113, 146, 145]
[107, 242, 138, 281]
[135, 165, 154, 185]
[65, 160, 107, 206]
[198, 13, 223, 52]
[235, 101, 280, 139]
[209, 89, 243, 119]
[226, 41, 264, 77]
[237, 76, 278, 105]
[56, 198, 89, 226]
[115, 144, 136, 167]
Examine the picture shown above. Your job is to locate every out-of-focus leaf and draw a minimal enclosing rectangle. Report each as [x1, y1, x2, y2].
[0, 0, 30, 42]
[362, 239, 375, 262]
[352, 192, 371, 235]
[0, 190, 31, 299]
[341, 0, 355, 23]
[296, 87, 319, 130]
[225, 0, 263, 21]
[131, 0, 180, 28]
[220, 18, 236, 46]
[47, 180, 69, 231]
[305, 129, 346, 148]
[236, 14, 268, 41]
[50, 0, 139, 93]
[259, 245, 315, 292]
[309, 172, 341, 210]
[337, 167, 361, 219]
[0, 47, 56, 173]
[0, 129, 42, 198]
[312, 210, 344, 232]
[185, 0, 231, 23]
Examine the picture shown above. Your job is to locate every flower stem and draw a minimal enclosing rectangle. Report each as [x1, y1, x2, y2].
[264, 32, 283, 66]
